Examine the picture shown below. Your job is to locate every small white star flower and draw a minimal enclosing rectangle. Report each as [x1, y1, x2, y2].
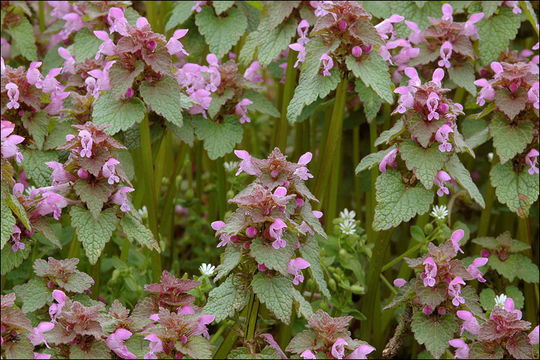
[339, 208, 356, 221]
[339, 219, 357, 235]
[494, 294, 507, 308]
[199, 263, 216, 277]
[430, 205, 448, 220]
[138, 205, 148, 219]
[224, 161, 239, 173]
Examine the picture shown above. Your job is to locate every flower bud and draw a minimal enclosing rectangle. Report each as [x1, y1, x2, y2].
[481, 249, 491, 258]
[246, 226, 258, 238]
[47, 281, 55, 289]
[125, 88, 134, 98]
[423, 305, 433, 315]
[361, 44, 373, 54]
[258, 264, 267, 271]
[146, 40, 157, 52]
[338, 20, 347, 31]
[509, 82, 518, 93]
[424, 223, 433, 234]
[351, 46, 362, 58]
[438, 103, 448, 113]
[438, 307, 446, 315]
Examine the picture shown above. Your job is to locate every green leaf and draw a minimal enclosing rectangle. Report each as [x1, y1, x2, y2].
[410, 225, 425, 242]
[391, 2, 443, 32]
[193, 115, 244, 159]
[1, 196, 16, 250]
[70, 206, 118, 264]
[461, 286, 486, 320]
[257, 17, 297, 67]
[250, 238, 295, 275]
[8, 17, 37, 61]
[355, 78, 383, 123]
[479, 288, 496, 311]
[243, 89, 280, 118]
[299, 236, 330, 298]
[448, 63, 476, 96]
[1, 243, 31, 275]
[490, 162, 539, 217]
[415, 281, 447, 308]
[445, 154, 486, 208]
[346, 53, 393, 104]
[494, 88, 528, 121]
[21, 112, 48, 150]
[73, 180, 113, 219]
[355, 146, 397, 174]
[207, 89, 235, 119]
[59, 271, 94, 293]
[165, 1, 195, 31]
[213, 1, 235, 15]
[488, 253, 539, 283]
[373, 170, 434, 231]
[482, 1, 502, 18]
[251, 273, 293, 323]
[489, 116, 534, 164]
[263, 1, 301, 30]
[411, 312, 458, 359]
[20, 150, 57, 187]
[286, 330, 318, 355]
[92, 94, 146, 135]
[120, 213, 160, 252]
[204, 275, 250, 322]
[108, 61, 145, 101]
[139, 76, 184, 127]
[404, 111, 447, 148]
[70, 341, 111, 359]
[399, 140, 448, 190]
[44, 121, 76, 150]
[214, 245, 242, 281]
[168, 116, 195, 146]
[292, 288, 313, 319]
[32, 218, 62, 248]
[20, 278, 50, 313]
[239, 31, 259, 65]
[176, 336, 213, 359]
[72, 27, 101, 62]
[477, 7, 521, 65]
[3, 336, 34, 359]
[125, 335, 149, 359]
[505, 285, 524, 310]
[195, 6, 247, 56]
[6, 193, 31, 234]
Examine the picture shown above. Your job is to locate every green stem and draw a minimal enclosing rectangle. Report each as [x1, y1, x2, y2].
[244, 293, 260, 341]
[38, 2, 45, 32]
[90, 257, 101, 300]
[214, 326, 239, 359]
[353, 126, 362, 215]
[366, 119, 378, 244]
[520, 1, 539, 35]
[120, 237, 131, 263]
[140, 114, 162, 282]
[210, 320, 233, 345]
[276, 51, 298, 152]
[154, 130, 171, 197]
[382, 241, 425, 272]
[477, 179, 495, 237]
[380, 273, 397, 295]
[314, 77, 348, 208]
[397, 214, 429, 280]
[215, 157, 227, 220]
[145, 1, 158, 31]
[360, 229, 393, 345]
[195, 141, 203, 212]
[67, 234, 80, 259]
[325, 141, 341, 232]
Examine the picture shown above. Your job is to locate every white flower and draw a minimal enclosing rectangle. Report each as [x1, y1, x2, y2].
[199, 263, 216, 277]
[138, 205, 148, 219]
[339, 219, 357, 235]
[224, 161, 239, 173]
[430, 205, 448, 220]
[487, 152, 494, 162]
[339, 208, 356, 221]
[494, 294, 507, 308]
[24, 185, 36, 197]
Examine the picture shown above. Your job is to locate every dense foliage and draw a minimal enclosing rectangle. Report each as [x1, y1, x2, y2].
[0, 1, 539, 359]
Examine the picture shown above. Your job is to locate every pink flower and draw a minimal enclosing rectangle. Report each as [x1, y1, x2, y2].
[244, 61, 263, 83]
[106, 328, 136, 359]
[27, 61, 43, 85]
[502, 297, 522, 319]
[5, 82, 20, 110]
[438, 41, 453, 69]
[331, 338, 348, 359]
[434, 171, 451, 197]
[462, 13, 484, 39]
[297, 19, 310, 45]
[60, 13, 84, 40]
[441, 3, 453, 23]
[405, 21, 424, 45]
[235, 98, 253, 124]
[94, 31, 117, 59]
[288, 258, 310, 285]
[49, 290, 67, 322]
[108, 7, 129, 36]
[102, 158, 120, 184]
[194, 314, 215, 339]
[192, 1, 207, 13]
[526, 149, 539, 175]
[1, 121, 24, 162]
[289, 43, 307, 68]
[404, 67, 421, 88]
[474, 79, 495, 106]
[33, 353, 51, 360]
[320, 53, 333, 76]
[375, 14, 404, 40]
[505, 1, 522, 14]
[393, 278, 407, 288]
[427, 92, 440, 121]
[528, 82, 539, 109]
[269, 218, 287, 249]
[435, 124, 454, 152]
[352, 46, 362, 58]
[448, 277, 466, 306]
[58, 47, 76, 74]
[300, 350, 316, 359]
[393, 86, 414, 114]
[529, 325, 539, 345]
[187, 89, 212, 117]
[450, 229, 464, 254]
[313, 210, 323, 219]
[467, 257, 488, 282]
[449, 339, 469, 359]
[144, 334, 163, 359]
[34, 192, 69, 220]
[491, 61, 504, 77]
[432, 68, 445, 87]
[345, 344, 376, 359]
[35, 68, 61, 93]
[379, 148, 398, 173]
[111, 187, 135, 212]
[11, 225, 24, 252]
[294, 152, 313, 180]
[46, 161, 73, 185]
[28, 322, 54, 348]
[211, 221, 232, 247]
[423, 257, 437, 287]
[457, 310, 480, 335]
[166, 29, 189, 57]
[234, 150, 258, 176]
